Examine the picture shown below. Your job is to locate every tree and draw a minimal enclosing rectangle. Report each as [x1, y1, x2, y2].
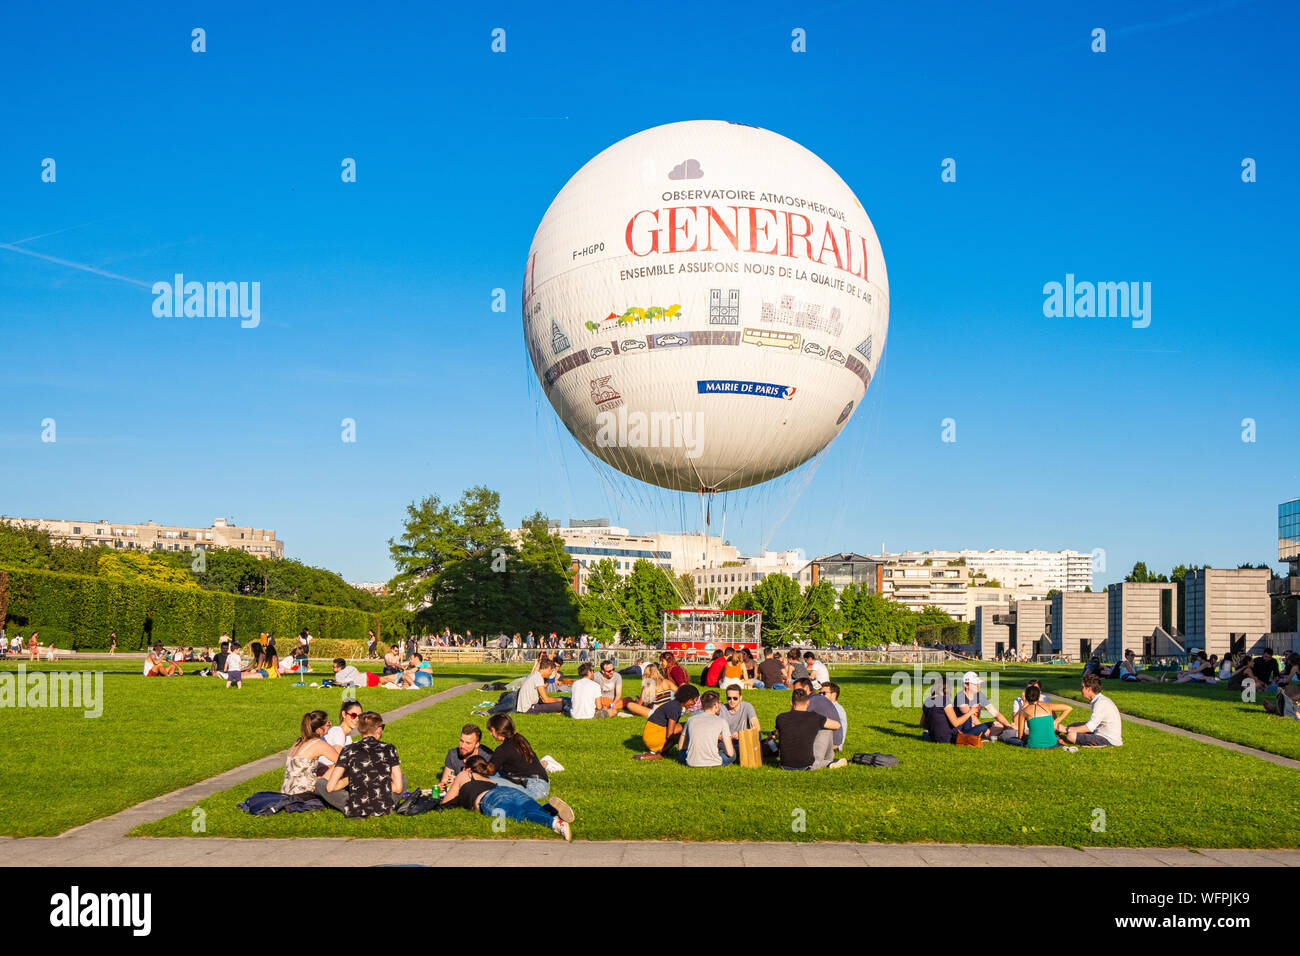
[619, 560, 680, 643]
[508, 514, 580, 636]
[578, 558, 625, 641]
[97, 551, 199, 588]
[802, 581, 842, 646]
[676, 573, 697, 604]
[751, 573, 803, 642]
[386, 487, 511, 609]
[724, 589, 757, 611]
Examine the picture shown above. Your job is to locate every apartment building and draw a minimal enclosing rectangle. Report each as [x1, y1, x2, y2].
[2, 515, 283, 558]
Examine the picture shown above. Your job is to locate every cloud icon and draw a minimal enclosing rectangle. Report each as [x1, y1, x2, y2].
[668, 159, 703, 180]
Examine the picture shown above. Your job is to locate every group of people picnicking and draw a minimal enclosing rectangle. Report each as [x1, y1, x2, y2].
[508, 647, 850, 771]
[922, 671, 1124, 748]
[142, 630, 317, 685]
[280, 702, 575, 840]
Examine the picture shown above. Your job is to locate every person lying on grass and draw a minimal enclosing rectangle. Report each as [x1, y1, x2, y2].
[1059, 673, 1123, 747]
[641, 685, 700, 758]
[1003, 683, 1072, 748]
[283, 711, 341, 795]
[440, 754, 574, 841]
[318, 711, 403, 817]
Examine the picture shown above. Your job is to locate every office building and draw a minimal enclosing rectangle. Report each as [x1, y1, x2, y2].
[1184, 568, 1271, 657]
[1106, 582, 1180, 659]
[1051, 591, 1108, 661]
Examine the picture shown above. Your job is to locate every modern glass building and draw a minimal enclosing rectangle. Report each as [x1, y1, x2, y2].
[1281, 497, 1300, 567]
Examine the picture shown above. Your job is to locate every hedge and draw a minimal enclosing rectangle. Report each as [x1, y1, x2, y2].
[0, 566, 376, 651]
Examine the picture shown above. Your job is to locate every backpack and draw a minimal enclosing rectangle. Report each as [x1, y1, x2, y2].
[394, 791, 443, 815]
[851, 752, 900, 767]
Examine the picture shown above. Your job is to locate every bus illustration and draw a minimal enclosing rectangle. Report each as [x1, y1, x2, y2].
[742, 327, 802, 350]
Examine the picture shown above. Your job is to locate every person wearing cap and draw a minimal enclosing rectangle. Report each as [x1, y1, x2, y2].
[954, 672, 1013, 740]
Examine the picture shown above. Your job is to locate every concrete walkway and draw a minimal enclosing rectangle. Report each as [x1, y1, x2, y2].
[4, 677, 1298, 867]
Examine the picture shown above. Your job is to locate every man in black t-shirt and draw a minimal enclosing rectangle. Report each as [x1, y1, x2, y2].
[1253, 649, 1280, 686]
[440, 723, 494, 788]
[757, 647, 789, 689]
[320, 712, 403, 817]
[771, 689, 844, 770]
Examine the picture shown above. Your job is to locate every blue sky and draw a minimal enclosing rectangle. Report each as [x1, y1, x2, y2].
[1, 0, 1296, 584]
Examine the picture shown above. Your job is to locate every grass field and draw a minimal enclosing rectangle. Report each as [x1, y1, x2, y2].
[0, 659, 483, 836]
[1034, 674, 1300, 760]
[130, 663, 1300, 847]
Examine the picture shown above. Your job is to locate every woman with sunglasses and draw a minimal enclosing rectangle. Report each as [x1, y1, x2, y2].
[282, 711, 341, 795]
[319, 701, 363, 772]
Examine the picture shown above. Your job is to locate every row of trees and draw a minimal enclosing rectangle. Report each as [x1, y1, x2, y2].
[383, 487, 969, 646]
[0, 522, 380, 612]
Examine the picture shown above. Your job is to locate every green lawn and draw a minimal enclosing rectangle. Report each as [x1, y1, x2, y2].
[133, 664, 1300, 847]
[1032, 672, 1300, 761]
[0, 659, 501, 836]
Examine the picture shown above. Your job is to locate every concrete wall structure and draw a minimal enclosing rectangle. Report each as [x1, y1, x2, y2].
[1051, 591, 1108, 662]
[1184, 568, 1271, 657]
[1107, 582, 1177, 659]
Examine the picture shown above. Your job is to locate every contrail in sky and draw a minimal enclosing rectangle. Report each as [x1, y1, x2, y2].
[0, 242, 153, 289]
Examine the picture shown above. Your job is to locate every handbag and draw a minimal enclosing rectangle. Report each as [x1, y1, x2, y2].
[736, 727, 763, 768]
[955, 732, 984, 748]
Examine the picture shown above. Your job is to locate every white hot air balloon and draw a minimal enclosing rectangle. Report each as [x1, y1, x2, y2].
[523, 120, 888, 493]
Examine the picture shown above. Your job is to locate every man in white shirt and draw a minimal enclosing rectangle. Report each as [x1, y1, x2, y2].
[569, 663, 612, 719]
[331, 658, 364, 687]
[1064, 673, 1123, 746]
[804, 651, 830, 689]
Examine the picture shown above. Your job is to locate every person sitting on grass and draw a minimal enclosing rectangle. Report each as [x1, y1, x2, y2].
[660, 652, 691, 689]
[680, 690, 737, 767]
[718, 650, 747, 691]
[283, 711, 341, 795]
[1003, 683, 1072, 748]
[517, 659, 567, 714]
[757, 646, 789, 690]
[440, 723, 494, 788]
[570, 663, 614, 719]
[955, 672, 1014, 740]
[622, 664, 676, 717]
[144, 642, 181, 677]
[240, 643, 270, 679]
[804, 651, 830, 689]
[320, 701, 363, 771]
[1116, 649, 1161, 683]
[820, 682, 847, 752]
[792, 678, 840, 746]
[920, 684, 966, 744]
[380, 646, 402, 676]
[786, 649, 811, 685]
[378, 652, 429, 688]
[484, 713, 561, 805]
[1060, 673, 1123, 747]
[641, 685, 699, 758]
[440, 755, 574, 841]
[1224, 654, 1257, 691]
[1253, 648, 1281, 688]
[331, 658, 364, 688]
[318, 711, 403, 816]
[1175, 652, 1218, 683]
[593, 659, 624, 712]
[721, 685, 760, 748]
[702, 649, 728, 688]
[768, 688, 845, 770]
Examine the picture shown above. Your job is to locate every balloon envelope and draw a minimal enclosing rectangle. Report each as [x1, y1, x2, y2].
[523, 120, 889, 492]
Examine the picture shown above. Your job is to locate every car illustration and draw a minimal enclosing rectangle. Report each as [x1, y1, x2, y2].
[620, 339, 646, 351]
[803, 342, 825, 357]
[590, 346, 613, 359]
[828, 349, 846, 364]
[654, 333, 689, 347]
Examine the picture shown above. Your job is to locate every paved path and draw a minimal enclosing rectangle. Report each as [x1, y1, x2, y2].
[5, 677, 1298, 867]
